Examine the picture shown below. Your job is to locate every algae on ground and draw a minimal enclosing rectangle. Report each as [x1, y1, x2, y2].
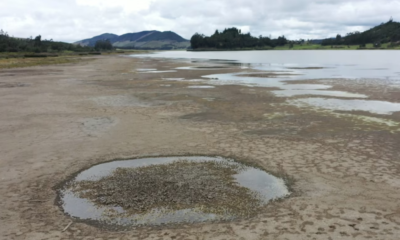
[71, 160, 264, 218]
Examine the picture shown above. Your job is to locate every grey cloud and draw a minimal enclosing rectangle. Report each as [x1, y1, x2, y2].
[1, 0, 399, 42]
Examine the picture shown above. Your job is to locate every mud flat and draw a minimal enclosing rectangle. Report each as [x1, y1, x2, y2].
[1, 54, 400, 240]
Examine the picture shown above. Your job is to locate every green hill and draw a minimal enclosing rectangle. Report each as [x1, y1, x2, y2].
[75, 31, 190, 50]
[360, 20, 400, 43]
[322, 20, 400, 46]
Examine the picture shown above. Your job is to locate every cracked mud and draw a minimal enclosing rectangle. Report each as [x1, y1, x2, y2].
[1, 54, 400, 240]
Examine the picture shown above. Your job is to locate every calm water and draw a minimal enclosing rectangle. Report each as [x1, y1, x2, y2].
[133, 50, 400, 82]
[291, 98, 400, 115]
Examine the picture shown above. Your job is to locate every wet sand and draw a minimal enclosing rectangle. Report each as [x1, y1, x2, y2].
[1, 55, 400, 240]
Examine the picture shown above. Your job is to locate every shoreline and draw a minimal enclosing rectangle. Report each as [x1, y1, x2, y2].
[189, 47, 400, 51]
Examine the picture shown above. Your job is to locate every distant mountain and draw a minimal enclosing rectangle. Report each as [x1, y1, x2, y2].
[75, 33, 118, 47]
[75, 31, 190, 50]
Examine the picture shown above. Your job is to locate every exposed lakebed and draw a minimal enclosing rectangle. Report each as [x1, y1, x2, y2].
[131, 51, 400, 126]
[58, 156, 290, 229]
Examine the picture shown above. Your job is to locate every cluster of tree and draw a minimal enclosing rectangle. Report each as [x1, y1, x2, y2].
[321, 33, 374, 46]
[94, 39, 113, 50]
[0, 29, 92, 53]
[190, 28, 287, 49]
[321, 18, 400, 47]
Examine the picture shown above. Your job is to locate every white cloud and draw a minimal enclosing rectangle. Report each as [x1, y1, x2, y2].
[76, 0, 153, 12]
[0, 0, 399, 42]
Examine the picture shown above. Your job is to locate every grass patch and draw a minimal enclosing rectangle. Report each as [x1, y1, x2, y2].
[0, 56, 83, 69]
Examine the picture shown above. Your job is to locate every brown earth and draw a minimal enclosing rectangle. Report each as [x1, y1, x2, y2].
[1, 55, 400, 240]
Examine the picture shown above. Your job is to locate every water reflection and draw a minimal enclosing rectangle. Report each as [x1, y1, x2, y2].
[273, 90, 367, 98]
[132, 51, 400, 116]
[132, 50, 400, 83]
[291, 98, 400, 115]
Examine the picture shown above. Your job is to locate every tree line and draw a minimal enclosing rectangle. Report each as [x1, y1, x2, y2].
[94, 39, 113, 51]
[0, 29, 97, 53]
[190, 28, 287, 49]
[321, 19, 400, 47]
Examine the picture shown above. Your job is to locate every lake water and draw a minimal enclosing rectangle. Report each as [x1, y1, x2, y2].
[131, 51, 400, 115]
[133, 50, 400, 82]
[291, 98, 400, 115]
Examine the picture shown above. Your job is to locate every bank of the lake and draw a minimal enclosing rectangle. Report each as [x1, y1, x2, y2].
[189, 43, 400, 51]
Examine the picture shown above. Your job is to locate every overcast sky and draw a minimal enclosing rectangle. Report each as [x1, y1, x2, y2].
[1, 0, 399, 42]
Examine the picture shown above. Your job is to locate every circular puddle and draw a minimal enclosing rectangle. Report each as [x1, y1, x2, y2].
[57, 156, 290, 229]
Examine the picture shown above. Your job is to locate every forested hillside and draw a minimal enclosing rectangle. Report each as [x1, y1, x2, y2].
[322, 19, 400, 46]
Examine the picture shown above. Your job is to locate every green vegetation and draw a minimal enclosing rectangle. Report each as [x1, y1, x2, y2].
[94, 39, 113, 50]
[0, 49, 149, 69]
[274, 42, 400, 50]
[0, 29, 90, 69]
[190, 27, 287, 50]
[190, 20, 400, 50]
[0, 29, 92, 53]
[0, 29, 131, 69]
[321, 19, 400, 47]
[0, 55, 84, 69]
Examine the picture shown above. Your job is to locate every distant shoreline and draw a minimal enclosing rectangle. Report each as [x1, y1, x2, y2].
[188, 47, 400, 51]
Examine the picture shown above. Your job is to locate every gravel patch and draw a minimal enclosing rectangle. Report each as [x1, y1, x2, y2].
[70, 160, 263, 217]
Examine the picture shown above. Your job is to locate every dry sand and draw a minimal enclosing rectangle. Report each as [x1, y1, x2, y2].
[1, 55, 400, 240]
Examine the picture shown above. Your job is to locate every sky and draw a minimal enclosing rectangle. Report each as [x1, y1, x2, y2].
[1, 0, 399, 42]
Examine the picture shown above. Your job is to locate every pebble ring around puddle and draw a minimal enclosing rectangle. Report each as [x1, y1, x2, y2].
[57, 156, 290, 230]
